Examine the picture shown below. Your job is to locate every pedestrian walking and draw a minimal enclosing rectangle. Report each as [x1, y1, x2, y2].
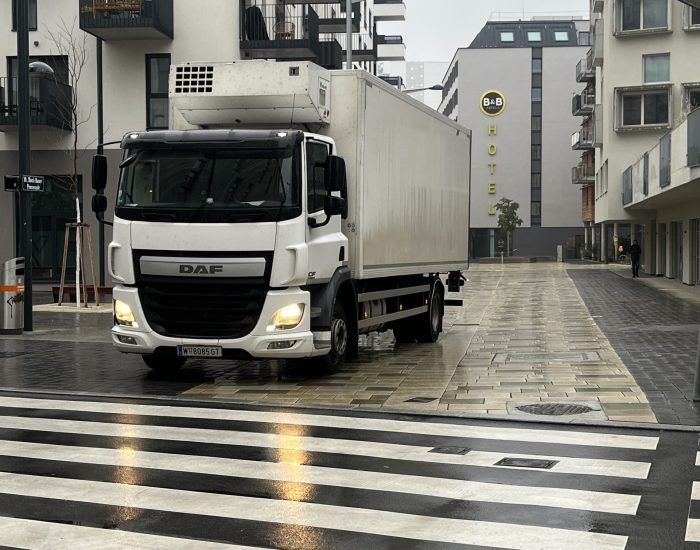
[630, 240, 642, 278]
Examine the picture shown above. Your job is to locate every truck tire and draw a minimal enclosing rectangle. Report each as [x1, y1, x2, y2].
[316, 300, 349, 374]
[392, 322, 416, 343]
[142, 349, 187, 372]
[415, 287, 443, 343]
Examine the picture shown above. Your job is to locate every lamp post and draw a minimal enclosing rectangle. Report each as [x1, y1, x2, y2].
[404, 84, 444, 94]
[345, 0, 352, 69]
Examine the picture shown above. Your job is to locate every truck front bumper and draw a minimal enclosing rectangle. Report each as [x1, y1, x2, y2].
[111, 286, 322, 359]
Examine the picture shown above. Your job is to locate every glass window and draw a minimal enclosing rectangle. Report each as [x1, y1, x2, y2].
[532, 116, 542, 131]
[306, 141, 330, 214]
[621, 90, 669, 126]
[644, 92, 668, 124]
[527, 31, 542, 41]
[643, 0, 667, 28]
[578, 31, 591, 45]
[531, 173, 542, 188]
[554, 31, 569, 41]
[532, 59, 542, 73]
[531, 145, 541, 160]
[689, 89, 700, 111]
[693, 7, 700, 25]
[531, 202, 541, 216]
[623, 94, 642, 125]
[644, 54, 670, 83]
[146, 54, 170, 130]
[12, 0, 37, 31]
[532, 87, 542, 102]
[622, 0, 642, 30]
[500, 32, 514, 42]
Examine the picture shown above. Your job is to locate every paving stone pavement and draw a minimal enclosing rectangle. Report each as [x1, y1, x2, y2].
[4, 264, 699, 424]
[569, 269, 700, 425]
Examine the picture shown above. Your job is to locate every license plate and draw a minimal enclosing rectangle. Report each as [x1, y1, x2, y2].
[177, 346, 222, 358]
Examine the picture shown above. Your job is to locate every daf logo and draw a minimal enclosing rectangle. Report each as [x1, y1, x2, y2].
[179, 264, 224, 275]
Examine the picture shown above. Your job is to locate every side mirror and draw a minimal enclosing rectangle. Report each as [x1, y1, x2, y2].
[324, 155, 346, 193]
[92, 154, 108, 192]
[324, 195, 346, 217]
[92, 194, 107, 214]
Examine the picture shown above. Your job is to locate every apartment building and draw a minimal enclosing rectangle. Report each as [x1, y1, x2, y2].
[439, 19, 590, 258]
[0, 0, 405, 283]
[581, 0, 700, 283]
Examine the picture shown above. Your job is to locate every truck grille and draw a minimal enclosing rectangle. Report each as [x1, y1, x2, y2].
[139, 283, 267, 339]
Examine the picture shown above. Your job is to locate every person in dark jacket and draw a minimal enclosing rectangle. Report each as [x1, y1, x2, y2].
[630, 240, 642, 278]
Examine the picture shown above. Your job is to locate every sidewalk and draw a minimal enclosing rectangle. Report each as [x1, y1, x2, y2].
[1, 263, 698, 425]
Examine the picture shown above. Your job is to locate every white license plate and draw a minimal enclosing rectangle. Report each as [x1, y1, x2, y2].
[177, 346, 223, 358]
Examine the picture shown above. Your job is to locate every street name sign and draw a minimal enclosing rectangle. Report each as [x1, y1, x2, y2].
[4, 175, 45, 192]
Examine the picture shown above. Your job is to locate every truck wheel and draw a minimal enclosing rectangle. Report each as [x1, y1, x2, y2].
[316, 301, 348, 374]
[415, 287, 443, 343]
[142, 349, 187, 372]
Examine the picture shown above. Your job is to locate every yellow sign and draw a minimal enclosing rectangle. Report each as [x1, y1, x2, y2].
[480, 90, 506, 117]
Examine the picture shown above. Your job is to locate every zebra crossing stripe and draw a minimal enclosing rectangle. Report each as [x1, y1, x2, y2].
[0, 439, 642, 515]
[0, 415, 652, 479]
[0, 472, 629, 550]
[0, 516, 263, 550]
[0, 395, 659, 450]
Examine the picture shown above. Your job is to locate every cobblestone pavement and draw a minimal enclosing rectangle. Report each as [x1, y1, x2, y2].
[4, 263, 698, 423]
[569, 269, 700, 425]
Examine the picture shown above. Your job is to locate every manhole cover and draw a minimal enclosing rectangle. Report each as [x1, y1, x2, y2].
[516, 403, 594, 416]
[429, 446, 471, 456]
[495, 458, 559, 470]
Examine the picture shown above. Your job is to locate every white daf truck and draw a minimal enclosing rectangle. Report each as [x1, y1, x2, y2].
[91, 61, 471, 373]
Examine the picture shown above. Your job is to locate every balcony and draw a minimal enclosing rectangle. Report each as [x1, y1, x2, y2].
[572, 162, 595, 184]
[572, 127, 594, 150]
[316, 2, 360, 33]
[334, 32, 376, 62]
[593, 105, 604, 147]
[79, 0, 173, 40]
[576, 54, 595, 82]
[377, 35, 405, 61]
[572, 91, 595, 116]
[592, 0, 604, 13]
[622, 109, 700, 209]
[319, 39, 343, 70]
[373, 0, 406, 22]
[241, 4, 321, 61]
[0, 75, 72, 132]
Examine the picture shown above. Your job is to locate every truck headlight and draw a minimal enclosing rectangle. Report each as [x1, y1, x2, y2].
[267, 304, 305, 331]
[114, 299, 136, 327]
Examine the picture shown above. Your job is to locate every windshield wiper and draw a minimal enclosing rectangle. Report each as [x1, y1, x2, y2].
[186, 198, 214, 222]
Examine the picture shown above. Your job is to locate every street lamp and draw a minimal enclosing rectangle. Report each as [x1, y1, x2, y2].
[404, 84, 444, 94]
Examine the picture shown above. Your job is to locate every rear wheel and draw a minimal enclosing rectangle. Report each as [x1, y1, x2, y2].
[142, 349, 187, 372]
[415, 286, 443, 343]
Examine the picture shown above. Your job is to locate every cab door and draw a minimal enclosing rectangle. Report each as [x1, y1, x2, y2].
[305, 137, 347, 285]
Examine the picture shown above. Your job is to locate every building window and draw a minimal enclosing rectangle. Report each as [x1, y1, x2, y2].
[532, 173, 542, 188]
[500, 32, 514, 42]
[532, 59, 542, 73]
[554, 31, 569, 41]
[620, 0, 668, 32]
[684, 6, 700, 28]
[694, 7, 700, 25]
[146, 54, 170, 130]
[619, 88, 670, 128]
[532, 87, 542, 102]
[578, 31, 592, 45]
[527, 31, 542, 42]
[532, 116, 541, 130]
[643, 53, 670, 83]
[11, 0, 37, 31]
[531, 202, 541, 216]
[682, 84, 700, 113]
[531, 145, 541, 160]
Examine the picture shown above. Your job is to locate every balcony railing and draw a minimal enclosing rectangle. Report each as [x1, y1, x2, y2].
[79, 0, 173, 40]
[331, 32, 376, 61]
[373, 0, 406, 22]
[241, 4, 321, 61]
[572, 91, 595, 116]
[689, 108, 700, 167]
[576, 54, 595, 82]
[316, 2, 360, 33]
[572, 127, 594, 150]
[0, 75, 72, 131]
[572, 163, 595, 184]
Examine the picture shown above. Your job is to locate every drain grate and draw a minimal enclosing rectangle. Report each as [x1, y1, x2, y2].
[516, 403, 594, 416]
[495, 457, 559, 470]
[492, 351, 601, 364]
[404, 397, 438, 403]
[429, 446, 471, 456]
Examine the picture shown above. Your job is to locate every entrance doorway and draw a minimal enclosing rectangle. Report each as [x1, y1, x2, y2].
[659, 223, 667, 276]
[691, 219, 700, 285]
[670, 221, 683, 280]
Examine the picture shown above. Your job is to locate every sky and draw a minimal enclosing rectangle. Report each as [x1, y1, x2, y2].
[381, 0, 590, 63]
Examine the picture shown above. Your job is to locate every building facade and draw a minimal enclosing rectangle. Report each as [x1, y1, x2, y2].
[581, 0, 700, 284]
[439, 19, 590, 259]
[0, 0, 405, 283]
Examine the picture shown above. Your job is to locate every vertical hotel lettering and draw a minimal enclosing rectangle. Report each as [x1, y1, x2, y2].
[479, 90, 506, 216]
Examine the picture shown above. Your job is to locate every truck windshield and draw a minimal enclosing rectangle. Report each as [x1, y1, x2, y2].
[115, 147, 301, 223]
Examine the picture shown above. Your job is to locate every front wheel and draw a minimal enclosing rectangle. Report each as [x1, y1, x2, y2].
[316, 301, 349, 374]
[142, 349, 187, 372]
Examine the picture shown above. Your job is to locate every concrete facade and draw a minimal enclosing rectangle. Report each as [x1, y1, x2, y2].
[440, 19, 589, 258]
